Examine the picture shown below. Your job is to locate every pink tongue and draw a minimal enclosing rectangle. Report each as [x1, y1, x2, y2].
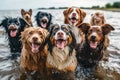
[71, 19, 77, 23]
[41, 23, 47, 28]
[32, 44, 40, 53]
[90, 42, 98, 49]
[10, 30, 17, 37]
[56, 40, 66, 49]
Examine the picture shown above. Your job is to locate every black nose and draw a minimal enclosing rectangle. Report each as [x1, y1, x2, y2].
[91, 36, 96, 41]
[72, 13, 76, 16]
[33, 37, 38, 41]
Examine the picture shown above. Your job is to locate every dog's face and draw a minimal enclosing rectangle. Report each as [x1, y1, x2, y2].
[48, 24, 76, 51]
[0, 17, 21, 37]
[35, 11, 52, 29]
[21, 27, 48, 53]
[78, 23, 114, 49]
[91, 12, 105, 26]
[21, 9, 32, 21]
[63, 7, 86, 27]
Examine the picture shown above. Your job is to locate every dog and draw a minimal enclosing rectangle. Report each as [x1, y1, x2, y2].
[76, 23, 114, 68]
[35, 11, 52, 31]
[46, 24, 77, 80]
[0, 17, 28, 56]
[90, 12, 105, 26]
[20, 27, 49, 80]
[63, 7, 86, 44]
[21, 9, 33, 26]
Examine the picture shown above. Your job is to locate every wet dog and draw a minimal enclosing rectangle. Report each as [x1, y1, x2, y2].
[90, 12, 105, 26]
[20, 27, 49, 80]
[0, 17, 28, 55]
[77, 23, 114, 68]
[35, 11, 52, 30]
[21, 9, 33, 26]
[46, 24, 77, 80]
[63, 7, 86, 44]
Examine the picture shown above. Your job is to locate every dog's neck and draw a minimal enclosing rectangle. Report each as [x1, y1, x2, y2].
[23, 18, 32, 26]
[47, 46, 76, 70]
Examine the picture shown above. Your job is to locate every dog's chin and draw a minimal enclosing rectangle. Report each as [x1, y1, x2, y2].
[55, 39, 67, 50]
[89, 41, 98, 49]
[30, 43, 40, 54]
[10, 29, 18, 37]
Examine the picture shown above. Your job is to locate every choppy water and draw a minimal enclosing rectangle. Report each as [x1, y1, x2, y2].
[0, 9, 120, 80]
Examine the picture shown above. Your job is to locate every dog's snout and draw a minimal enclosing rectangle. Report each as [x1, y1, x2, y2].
[91, 36, 96, 41]
[57, 32, 64, 36]
[9, 25, 15, 29]
[72, 13, 76, 16]
[33, 37, 38, 41]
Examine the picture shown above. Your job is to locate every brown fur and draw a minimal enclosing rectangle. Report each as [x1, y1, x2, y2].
[20, 27, 49, 79]
[21, 9, 33, 26]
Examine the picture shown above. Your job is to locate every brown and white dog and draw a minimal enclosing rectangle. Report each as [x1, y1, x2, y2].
[90, 12, 105, 26]
[46, 24, 77, 80]
[77, 23, 114, 68]
[63, 7, 86, 44]
[20, 27, 49, 80]
[21, 9, 33, 26]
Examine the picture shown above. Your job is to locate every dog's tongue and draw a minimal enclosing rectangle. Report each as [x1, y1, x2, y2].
[90, 42, 98, 49]
[41, 23, 47, 28]
[10, 30, 17, 37]
[56, 40, 66, 49]
[32, 43, 40, 53]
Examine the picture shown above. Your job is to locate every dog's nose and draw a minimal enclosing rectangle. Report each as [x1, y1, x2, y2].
[57, 32, 63, 36]
[91, 36, 96, 41]
[72, 13, 76, 16]
[33, 37, 38, 41]
[9, 25, 15, 29]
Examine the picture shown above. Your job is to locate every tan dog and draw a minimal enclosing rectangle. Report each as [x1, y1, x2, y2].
[20, 27, 49, 80]
[90, 12, 105, 26]
[21, 9, 33, 26]
[63, 7, 86, 44]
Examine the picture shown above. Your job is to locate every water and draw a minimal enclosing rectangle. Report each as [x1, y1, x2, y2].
[0, 9, 120, 80]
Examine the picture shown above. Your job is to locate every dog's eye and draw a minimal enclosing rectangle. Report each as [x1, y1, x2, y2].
[29, 31, 33, 35]
[15, 21, 19, 25]
[63, 28, 68, 32]
[97, 30, 102, 33]
[88, 29, 92, 33]
[38, 31, 42, 35]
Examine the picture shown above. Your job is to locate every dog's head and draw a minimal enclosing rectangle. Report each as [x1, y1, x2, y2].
[63, 7, 86, 27]
[90, 12, 105, 26]
[35, 11, 52, 30]
[78, 23, 114, 49]
[21, 9, 32, 22]
[0, 17, 22, 37]
[21, 27, 48, 54]
[47, 24, 76, 54]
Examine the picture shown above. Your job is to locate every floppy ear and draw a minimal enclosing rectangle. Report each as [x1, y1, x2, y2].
[63, 9, 68, 16]
[79, 9, 86, 22]
[21, 9, 25, 16]
[78, 23, 90, 34]
[69, 28, 76, 55]
[102, 24, 115, 35]
[29, 9, 32, 16]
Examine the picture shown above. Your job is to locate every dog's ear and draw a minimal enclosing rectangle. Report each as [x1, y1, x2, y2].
[79, 9, 86, 22]
[21, 9, 25, 16]
[78, 23, 90, 34]
[29, 9, 32, 16]
[101, 24, 115, 35]
[20, 28, 28, 43]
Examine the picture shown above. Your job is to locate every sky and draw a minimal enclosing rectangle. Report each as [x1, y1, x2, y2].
[0, 0, 119, 10]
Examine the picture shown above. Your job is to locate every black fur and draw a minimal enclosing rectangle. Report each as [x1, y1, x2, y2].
[0, 17, 28, 58]
[35, 11, 52, 31]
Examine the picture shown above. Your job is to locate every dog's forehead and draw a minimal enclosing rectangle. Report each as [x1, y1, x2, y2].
[91, 26, 101, 29]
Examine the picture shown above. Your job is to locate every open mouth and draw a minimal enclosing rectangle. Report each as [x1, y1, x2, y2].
[70, 17, 78, 23]
[41, 19, 47, 28]
[55, 39, 67, 49]
[9, 29, 18, 37]
[30, 42, 41, 54]
[89, 41, 98, 49]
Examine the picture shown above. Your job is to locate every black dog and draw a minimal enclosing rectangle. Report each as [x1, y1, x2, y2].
[0, 17, 28, 59]
[35, 11, 52, 30]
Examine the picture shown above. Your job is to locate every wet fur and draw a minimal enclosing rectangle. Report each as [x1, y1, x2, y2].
[20, 27, 49, 80]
